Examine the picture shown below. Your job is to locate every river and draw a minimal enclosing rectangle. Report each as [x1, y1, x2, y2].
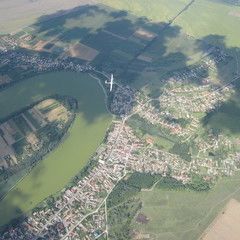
[0, 71, 111, 226]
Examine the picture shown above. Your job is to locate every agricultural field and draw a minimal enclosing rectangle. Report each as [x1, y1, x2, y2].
[201, 199, 240, 240]
[0, 98, 74, 198]
[66, 43, 99, 61]
[130, 172, 240, 240]
[96, 0, 240, 94]
[0, 4, 211, 77]
[101, 0, 240, 47]
[2, 1, 239, 94]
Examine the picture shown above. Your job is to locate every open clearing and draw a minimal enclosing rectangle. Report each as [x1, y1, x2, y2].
[33, 40, 50, 51]
[0, 71, 111, 227]
[201, 199, 240, 240]
[134, 28, 157, 41]
[229, 10, 240, 17]
[67, 43, 99, 61]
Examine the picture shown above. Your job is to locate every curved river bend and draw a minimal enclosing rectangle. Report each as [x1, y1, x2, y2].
[0, 71, 111, 226]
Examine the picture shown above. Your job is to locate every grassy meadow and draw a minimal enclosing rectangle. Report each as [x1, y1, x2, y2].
[133, 172, 240, 240]
[0, 71, 111, 226]
[101, 0, 240, 47]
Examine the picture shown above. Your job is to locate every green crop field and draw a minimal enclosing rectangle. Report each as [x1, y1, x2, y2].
[101, 0, 240, 47]
[174, 0, 240, 47]
[132, 173, 240, 240]
[0, 71, 111, 226]
[100, 0, 189, 24]
[13, 115, 32, 136]
[30, 5, 114, 43]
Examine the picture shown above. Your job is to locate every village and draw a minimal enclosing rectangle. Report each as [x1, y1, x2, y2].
[1, 29, 240, 239]
[134, 80, 233, 138]
[1, 81, 240, 239]
[0, 117, 188, 239]
[0, 48, 93, 80]
[0, 34, 94, 89]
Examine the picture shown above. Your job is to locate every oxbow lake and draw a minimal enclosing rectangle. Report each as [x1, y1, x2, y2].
[0, 71, 111, 226]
